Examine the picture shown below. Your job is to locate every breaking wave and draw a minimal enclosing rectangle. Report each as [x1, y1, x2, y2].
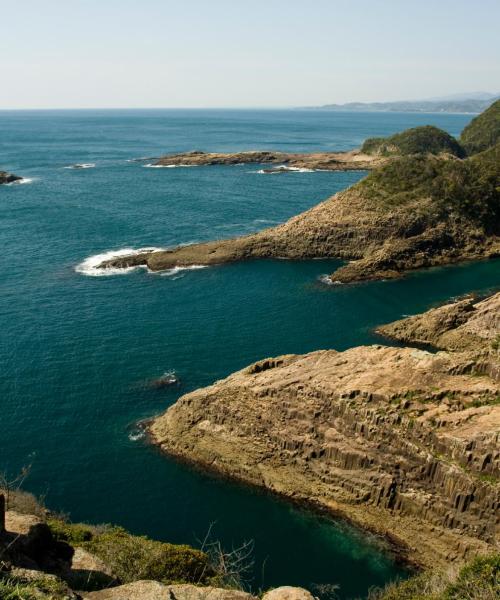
[143, 163, 198, 168]
[5, 177, 36, 186]
[64, 163, 96, 170]
[160, 265, 208, 279]
[75, 247, 164, 277]
[255, 165, 315, 174]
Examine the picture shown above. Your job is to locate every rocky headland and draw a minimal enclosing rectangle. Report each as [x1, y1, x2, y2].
[0, 170, 22, 184]
[153, 149, 386, 171]
[150, 293, 500, 570]
[98, 101, 500, 283]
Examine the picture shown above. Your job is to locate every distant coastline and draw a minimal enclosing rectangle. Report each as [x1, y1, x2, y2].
[306, 94, 499, 115]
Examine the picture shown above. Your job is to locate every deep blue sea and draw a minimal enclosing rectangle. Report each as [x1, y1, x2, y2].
[1, 109, 499, 599]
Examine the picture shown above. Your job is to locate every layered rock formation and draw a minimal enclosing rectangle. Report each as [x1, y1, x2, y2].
[154, 149, 385, 171]
[0, 170, 22, 184]
[150, 294, 500, 569]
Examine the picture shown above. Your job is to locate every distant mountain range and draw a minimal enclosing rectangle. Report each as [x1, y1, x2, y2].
[314, 92, 499, 114]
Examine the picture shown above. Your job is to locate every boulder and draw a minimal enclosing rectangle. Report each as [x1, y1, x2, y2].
[84, 581, 256, 600]
[263, 587, 316, 600]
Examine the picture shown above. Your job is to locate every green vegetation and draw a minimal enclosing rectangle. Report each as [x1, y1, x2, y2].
[47, 519, 211, 586]
[362, 125, 465, 158]
[460, 99, 500, 155]
[359, 143, 500, 231]
[0, 573, 69, 600]
[369, 553, 500, 600]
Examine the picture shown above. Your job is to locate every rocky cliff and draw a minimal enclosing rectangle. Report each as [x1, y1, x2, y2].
[150, 293, 500, 569]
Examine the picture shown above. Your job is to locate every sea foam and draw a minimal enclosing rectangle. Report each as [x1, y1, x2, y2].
[256, 165, 315, 174]
[318, 274, 342, 285]
[64, 163, 96, 170]
[143, 163, 198, 168]
[75, 247, 164, 277]
[160, 265, 208, 279]
[5, 177, 36, 186]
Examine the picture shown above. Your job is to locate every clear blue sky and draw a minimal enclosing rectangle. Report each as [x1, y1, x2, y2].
[1, 0, 499, 109]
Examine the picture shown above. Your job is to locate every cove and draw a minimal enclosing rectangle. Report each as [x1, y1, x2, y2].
[1, 109, 498, 599]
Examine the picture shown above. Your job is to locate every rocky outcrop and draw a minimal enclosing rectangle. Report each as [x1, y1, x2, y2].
[262, 587, 315, 600]
[378, 293, 500, 356]
[98, 145, 500, 283]
[84, 582, 257, 600]
[150, 296, 500, 569]
[84, 582, 315, 600]
[154, 149, 386, 171]
[98, 184, 500, 283]
[96, 104, 500, 282]
[0, 170, 22, 184]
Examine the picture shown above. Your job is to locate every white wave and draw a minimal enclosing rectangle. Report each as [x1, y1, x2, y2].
[159, 264, 208, 278]
[318, 274, 342, 286]
[128, 429, 146, 442]
[143, 163, 198, 168]
[5, 177, 36, 186]
[255, 164, 315, 174]
[64, 163, 96, 170]
[75, 247, 164, 277]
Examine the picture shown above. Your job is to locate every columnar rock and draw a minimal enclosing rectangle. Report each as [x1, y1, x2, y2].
[150, 294, 500, 569]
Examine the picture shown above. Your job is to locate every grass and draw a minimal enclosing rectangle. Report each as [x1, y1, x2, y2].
[47, 519, 212, 587]
[0, 573, 69, 600]
[368, 553, 500, 600]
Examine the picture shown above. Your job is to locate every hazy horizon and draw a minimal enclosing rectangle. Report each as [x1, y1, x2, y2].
[2, 0, 499, 110]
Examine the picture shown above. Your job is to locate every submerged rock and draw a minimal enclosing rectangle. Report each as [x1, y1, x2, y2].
[150, 371, 180, 388]
[0, 170, 22, 184]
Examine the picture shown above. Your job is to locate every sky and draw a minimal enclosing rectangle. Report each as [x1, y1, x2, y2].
[1, 0, 499, 109]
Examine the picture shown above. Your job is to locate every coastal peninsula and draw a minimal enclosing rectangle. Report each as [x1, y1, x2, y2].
[98, 101, 500, 283]
[150, 292, 500, 569]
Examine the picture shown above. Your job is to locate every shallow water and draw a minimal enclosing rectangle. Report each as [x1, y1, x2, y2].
[1, 109, 498, 599]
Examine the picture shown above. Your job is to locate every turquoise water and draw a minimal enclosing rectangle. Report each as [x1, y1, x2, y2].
[1, 109, 499, 599]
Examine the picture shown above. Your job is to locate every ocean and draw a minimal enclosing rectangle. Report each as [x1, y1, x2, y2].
[1, 108, 498, 599]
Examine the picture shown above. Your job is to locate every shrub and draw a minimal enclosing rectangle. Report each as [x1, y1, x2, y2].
[362, 126, 465, 158]
[460, 99, 500, 155]
[47, 518, 213, 586]
[358, 143, 500, 231]
[46, 518, 94, 544]
[444, 554, 500, 599]
[84, 526, 211, 585]
[369, 553, 500, 600]
[0, 572, 70, 600]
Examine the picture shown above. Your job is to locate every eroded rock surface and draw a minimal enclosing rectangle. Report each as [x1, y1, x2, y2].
[150, 296, 500, 569]
[84, 581, 257, 600]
